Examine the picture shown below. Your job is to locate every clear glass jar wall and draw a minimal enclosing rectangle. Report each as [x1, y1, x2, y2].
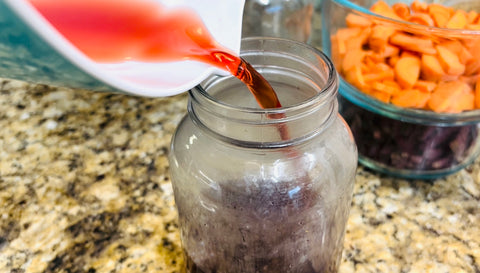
[169, 38, 357, 273]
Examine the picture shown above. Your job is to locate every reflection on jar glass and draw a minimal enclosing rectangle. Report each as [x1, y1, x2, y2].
[242, 0, 323, 46]
[169, 38, 357, 273]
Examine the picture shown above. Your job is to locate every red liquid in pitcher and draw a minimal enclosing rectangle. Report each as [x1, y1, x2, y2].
[29, 0, 284, 112]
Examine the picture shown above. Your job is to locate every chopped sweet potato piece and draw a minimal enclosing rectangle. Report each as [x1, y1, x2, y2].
[436, 45, 465, 76]
[335, 27, 363, 41]
[460, 75, 480, 89]
[464, 39, 480, 75]
[411, 1, 428, 13]
[344, 65, 366, 89]
[364, 53, 383, 67]
[414, 80, 437, 93]
[467, 10, 478, 24]
[447, 88, 475, 113]
[428, 81, 470, 112]
[392, 3, 410, 20]
[345, 28, 371, 51]
[391, 89, 431, 108]
[388, 55, 400, 67]
[383, 44, 400, 58]
[372, 62, 392, 72]
[363, 54, 378, 67]
[365, 89, 391, 103]
[465, 59, 480, 76]
[394, 56, 421, 88]
[439, 40, 473, 64]
[370, 0, 403, 21]
[467, 24, 480, 30]
[372, 80, 401, 95]
[342, 49, 367, 72]
[428, 4, 452, 28]
[400, 50, 419, 58]
[369, 25, 397, 52]
[389, 33, 437, 54]
[346, 13, 372, 28]
[446, 10, 468, 29]
[364, 70, 395, 82]
[461, 37, 480, 50]
[420, 54, 446, 81]
[409, 13, 435, 26]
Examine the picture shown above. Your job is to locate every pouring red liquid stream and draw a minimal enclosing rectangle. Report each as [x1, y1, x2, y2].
[30, 0, 289, 140]
[29, 1, 280, 104]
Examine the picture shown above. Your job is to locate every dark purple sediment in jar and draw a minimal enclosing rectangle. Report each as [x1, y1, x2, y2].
[179, 178, 343, 273]
[339, 96, 480, 173]
[183, 249, 335, 273]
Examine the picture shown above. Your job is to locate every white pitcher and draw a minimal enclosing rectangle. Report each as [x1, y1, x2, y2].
[0, 0, 245, 96]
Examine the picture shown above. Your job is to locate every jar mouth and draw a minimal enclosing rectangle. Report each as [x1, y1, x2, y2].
[191, 37, 338, 117]
[188, 37, 339, 146]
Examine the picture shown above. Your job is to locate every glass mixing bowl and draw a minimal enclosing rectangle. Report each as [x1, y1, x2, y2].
[322, 0, 480, 179]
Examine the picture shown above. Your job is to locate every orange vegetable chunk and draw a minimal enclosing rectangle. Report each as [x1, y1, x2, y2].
[421, 54, 447, 81]
[344, 65, 366, 89]
[369, 25, 397, 52]
[439, 40, 473, 64]
[467, 10, 478, 24]
[335, 27, 362, 42]
[428, 4, 452, 28]
[370, 0, 403, 20]
[364, 70, 395, 82]
[394, 56, 421, 88]
[409, 13, 435, 26]
[342, 49, 366, 72]
[411, 0, 428, 13]
[467, 24, 480, 30]
[388, 55, 400, 67]
[392, 3, 410, 20]
[365, 89, 391, 103]
[436, 45, 465, 76]
[460, 75, 480, 88]
[446, 10, 468, 29]
[448, 88, 475, 113]
[391, 89, 431, 108]
[383, 44, 400, 58]
[428, 81, 470, 112]
[389, 33, 436, 54]
[414, 80, 437, 93]
[345, 28, 371, 51]
[346, 13, 372, 28]
[466, 59, 480, 76]
[371, 80, 401, 95]
[465, 39, 480, 75]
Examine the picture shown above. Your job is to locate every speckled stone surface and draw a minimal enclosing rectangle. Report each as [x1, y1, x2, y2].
[0, 79, 479, 273]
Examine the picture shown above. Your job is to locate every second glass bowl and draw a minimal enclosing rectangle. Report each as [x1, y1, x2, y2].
[322, 0, 480, 179]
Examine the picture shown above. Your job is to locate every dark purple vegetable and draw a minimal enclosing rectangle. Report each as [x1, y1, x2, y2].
[338, 96, 480, 173]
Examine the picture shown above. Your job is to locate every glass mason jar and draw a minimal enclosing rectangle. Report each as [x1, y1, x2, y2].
[168, 38, 357, 273]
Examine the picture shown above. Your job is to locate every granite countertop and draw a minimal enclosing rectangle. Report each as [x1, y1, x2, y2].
[0, 78, 479, 273]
